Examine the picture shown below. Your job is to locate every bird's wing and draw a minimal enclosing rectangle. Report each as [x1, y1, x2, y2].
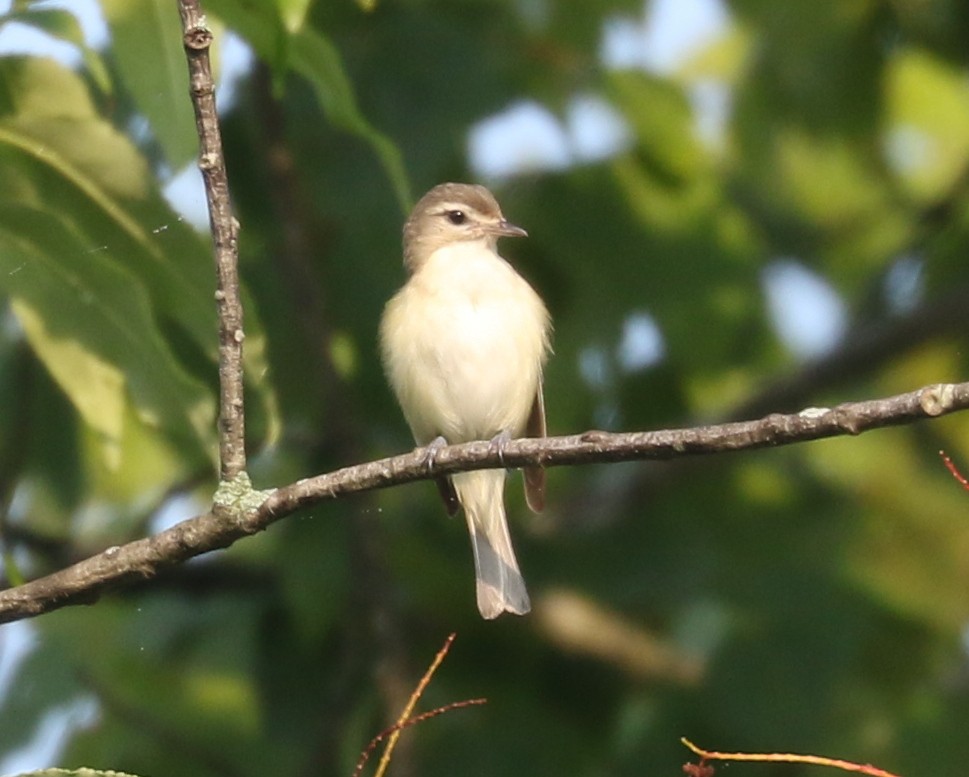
[523, 381, 546, 513]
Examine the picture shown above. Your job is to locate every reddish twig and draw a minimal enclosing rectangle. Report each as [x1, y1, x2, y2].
[681, 737, 902, 777]
[352, 634, 486, 777]
[351, 698, 487, 777]
[939, 449, 969, 492]
[682, 764, 715, 777]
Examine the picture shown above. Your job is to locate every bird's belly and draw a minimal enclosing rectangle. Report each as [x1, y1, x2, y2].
[381, 241, 549, 447]
[436, 308, 536, 438]
[396, 296, 542, 444]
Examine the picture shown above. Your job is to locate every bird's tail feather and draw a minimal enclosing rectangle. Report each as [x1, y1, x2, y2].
[452, 470, 530, 619]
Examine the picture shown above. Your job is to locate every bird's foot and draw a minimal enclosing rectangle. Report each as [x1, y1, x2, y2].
[488, 430, 513, 468]
[421, 436, 449, 474]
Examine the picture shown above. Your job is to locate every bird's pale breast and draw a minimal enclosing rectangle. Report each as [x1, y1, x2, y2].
[380, 241, 549, 445]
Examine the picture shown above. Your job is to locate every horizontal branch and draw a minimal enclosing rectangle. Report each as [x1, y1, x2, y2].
[1, 381, 967, 624]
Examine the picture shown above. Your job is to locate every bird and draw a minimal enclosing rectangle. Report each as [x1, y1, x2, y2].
[379, 182, 552, 619]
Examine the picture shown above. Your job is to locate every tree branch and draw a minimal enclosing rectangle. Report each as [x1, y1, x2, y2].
[562, 285, 969, 529]
[0, 381, 966, 624]
[179, 0, 246, 479]
[733, 283, 969, 420]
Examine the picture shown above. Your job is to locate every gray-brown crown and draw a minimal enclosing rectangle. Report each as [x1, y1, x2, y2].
[402, 183, 526, 271]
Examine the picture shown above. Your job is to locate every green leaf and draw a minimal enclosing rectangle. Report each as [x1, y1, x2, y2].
[290, 28, 410, 209]
[101, 0, 198, 168]
[608, 70, 705, 183]
[885, 47, 969, 201]
[0, 210, 216, 463]
[0, 627, 86, 762]
[0, 56, 280, 461]
[203, 0, 411, 210]
[0, 58, 217, 461]
[12, 298, 126, 468]
[277, 0, 313, 33]
[203, 0, 286, 70]
[0, 57, 217, 359]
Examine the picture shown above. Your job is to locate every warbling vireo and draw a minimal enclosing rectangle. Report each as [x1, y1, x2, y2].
[380, 182, 552, 619]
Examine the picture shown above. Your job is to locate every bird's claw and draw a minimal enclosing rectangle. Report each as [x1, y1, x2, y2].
[488, 430, 513, 468]
[422, 436, 449, 474]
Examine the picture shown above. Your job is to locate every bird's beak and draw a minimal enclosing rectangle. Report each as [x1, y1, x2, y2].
[492, 219, 528, 238]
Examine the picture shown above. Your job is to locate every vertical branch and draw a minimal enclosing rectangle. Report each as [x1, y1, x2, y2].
[178, 0, 246, 480]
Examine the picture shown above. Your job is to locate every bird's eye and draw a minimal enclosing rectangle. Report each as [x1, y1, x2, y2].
[445, 210, 467, 225]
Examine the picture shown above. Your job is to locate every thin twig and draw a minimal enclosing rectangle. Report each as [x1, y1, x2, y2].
[1, 381, 968, 624]
[681, 737, 902, 777]
[177, 0, 246, 480]
[569, 286, 969, 528]
[373, 633, 455, 777]
[352, 634, 485, 777]
[939, 449, 969, 492]
[352, 699, 487, 777]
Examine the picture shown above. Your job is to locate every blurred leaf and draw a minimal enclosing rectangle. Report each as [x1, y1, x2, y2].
[48, 597, 279, 777]
[289, 27, 410, 209]
[0, 58, 216, 462]
[0, 624, 85, 760]
[204, 0, 410, 209]
[0, 57, 216, 359]
[884, 47, 969, 201]
[0, 7, 112, 94]
[0, 56, 280, 462]
[19, 356, 86, 521]
[0, 211, 215, 462]
[81, 400, 188, 510]
[11, 299, 125, 468]
[769, 131, 889, 229]
[278, 0, 313, 33]
[608, 71, 705, 184]
[681, 23, 752, 82]
[877, 0, 969, 64]
[275, 518, 351, 644]
[101, 0, 198, 168]
[204, 0, 286, 69]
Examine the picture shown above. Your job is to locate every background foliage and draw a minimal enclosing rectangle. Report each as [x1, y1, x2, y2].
[2, 0, 969, 775]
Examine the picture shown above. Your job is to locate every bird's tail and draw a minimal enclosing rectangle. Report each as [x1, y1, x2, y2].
[452, 469, 530, 619]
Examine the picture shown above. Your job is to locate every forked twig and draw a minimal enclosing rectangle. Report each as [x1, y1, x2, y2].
[352, 634, 486, 777]
[352, 698, 487, 777]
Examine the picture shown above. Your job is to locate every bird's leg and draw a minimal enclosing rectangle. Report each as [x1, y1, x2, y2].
[419, 437, 460, 516]
[488, 430, 513, 468]
[421, 435, 449, 474]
